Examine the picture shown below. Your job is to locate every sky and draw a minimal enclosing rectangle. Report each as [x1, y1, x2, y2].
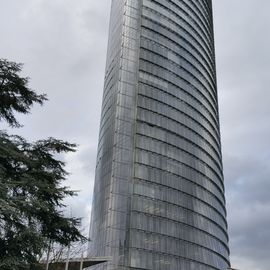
[0, 1, 270, 269]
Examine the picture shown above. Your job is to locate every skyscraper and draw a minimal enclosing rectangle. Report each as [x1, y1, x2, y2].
[89, 0, 230, 269]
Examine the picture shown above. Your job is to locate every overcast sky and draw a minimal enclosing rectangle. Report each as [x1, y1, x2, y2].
[1, 1, 270, 269]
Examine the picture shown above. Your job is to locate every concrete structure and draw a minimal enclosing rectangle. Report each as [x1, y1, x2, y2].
[89, 1, 230, 269]
[39, 257, 109, 270]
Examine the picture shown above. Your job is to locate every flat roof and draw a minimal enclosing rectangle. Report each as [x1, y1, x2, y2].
[38, 257, 110, 269]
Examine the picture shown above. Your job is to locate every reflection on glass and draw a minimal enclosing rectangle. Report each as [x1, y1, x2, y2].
[89, 1, 230, 270]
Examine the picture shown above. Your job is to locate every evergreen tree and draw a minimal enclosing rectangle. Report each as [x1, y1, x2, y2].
[0, 59, 85, 270]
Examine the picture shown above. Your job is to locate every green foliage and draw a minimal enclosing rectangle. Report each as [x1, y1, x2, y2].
[0, 59, 85, 270]
[0, 59, 47, 127]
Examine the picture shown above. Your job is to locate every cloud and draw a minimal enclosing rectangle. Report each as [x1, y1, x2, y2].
[214, 1, 270, 269]
[0, 0, 111, 237]
[225, 154, 270, 265]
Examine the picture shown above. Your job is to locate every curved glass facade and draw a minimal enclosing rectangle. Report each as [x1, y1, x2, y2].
[89, 1, 230, 269]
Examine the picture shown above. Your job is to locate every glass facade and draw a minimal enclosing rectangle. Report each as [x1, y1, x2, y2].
[89, 0, 230, 269]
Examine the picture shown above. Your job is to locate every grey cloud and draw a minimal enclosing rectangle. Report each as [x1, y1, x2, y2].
[214, 1, 270, 269]
[1, 0, 111, 142]
[0, 0, 111, 238]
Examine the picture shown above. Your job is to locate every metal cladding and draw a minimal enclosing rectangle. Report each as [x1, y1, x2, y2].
[89, 0, 230, 269]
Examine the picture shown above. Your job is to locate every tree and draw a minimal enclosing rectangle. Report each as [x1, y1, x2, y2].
[0, 59, 86, 270]
[0, 59, 47, 127]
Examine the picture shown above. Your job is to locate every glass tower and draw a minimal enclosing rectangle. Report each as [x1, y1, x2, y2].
[89, 0, 230, 269]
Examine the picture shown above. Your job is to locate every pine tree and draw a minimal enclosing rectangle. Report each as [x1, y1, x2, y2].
[0, 59, 85, 270]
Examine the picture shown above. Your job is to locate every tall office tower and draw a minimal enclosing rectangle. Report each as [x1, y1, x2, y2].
[89, 0, 230, 269]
